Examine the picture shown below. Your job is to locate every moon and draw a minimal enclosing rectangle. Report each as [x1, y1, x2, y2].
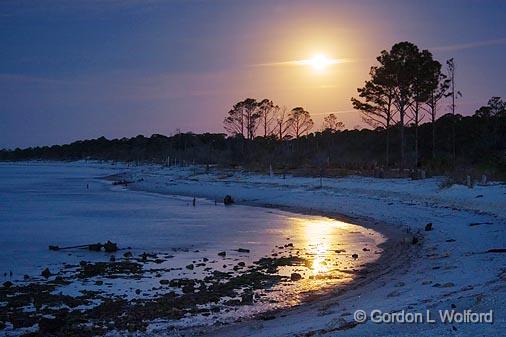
[307, 54, 333, 71]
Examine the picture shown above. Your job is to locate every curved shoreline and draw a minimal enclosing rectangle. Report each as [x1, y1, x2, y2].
[110, 174, 420, 336]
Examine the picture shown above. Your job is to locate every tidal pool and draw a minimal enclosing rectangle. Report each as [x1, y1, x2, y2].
[0, 162, 385, 331]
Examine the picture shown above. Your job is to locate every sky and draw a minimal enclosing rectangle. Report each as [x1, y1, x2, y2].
[1, 0, 505, 149]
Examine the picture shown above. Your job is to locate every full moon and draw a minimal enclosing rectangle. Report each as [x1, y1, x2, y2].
[307, 54, 333, 71]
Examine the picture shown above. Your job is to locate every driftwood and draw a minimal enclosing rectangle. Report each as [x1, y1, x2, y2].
[487, 248, 506, 253]
[49, 241, 118, 252]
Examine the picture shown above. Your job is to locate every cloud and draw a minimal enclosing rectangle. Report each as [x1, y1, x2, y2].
[431, 37, 506, 52]
[253, 58, 353, 67]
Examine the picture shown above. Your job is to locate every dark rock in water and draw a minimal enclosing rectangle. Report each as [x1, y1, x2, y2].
[425, 223, 433, 231]
[203, 257, 209, 262]
[238, 262, 246, 267]
[290, 273, 302, 281]
[182, 284, 195, 293]
[2, 281, 13, 288]
[95, 280, 103, 286]
[224, 195, 234, 205]
[487, 248, 506, 253]
[103, 241, 118, 252]
[135, 289, 141, 295]
[362, 247, 370, 251]
[218, 251, 226, 257]
[241, 291, 254, 304]
[123, 251, 133, 258]
[186, 264, 194, 270]
[237, 248, 250, 253]
[351, 254, 359, 259]
[39, 317, 64, 333]
[159, 279, 170, 285]
[41, 267, 51, 278]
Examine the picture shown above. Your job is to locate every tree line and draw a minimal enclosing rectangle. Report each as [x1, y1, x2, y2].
[1, 42, 505, 179]
[223, 99, 344, 140]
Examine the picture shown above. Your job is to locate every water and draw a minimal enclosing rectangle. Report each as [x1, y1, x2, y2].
[0, 162, 385, 326]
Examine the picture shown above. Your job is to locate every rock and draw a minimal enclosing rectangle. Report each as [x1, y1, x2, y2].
[41, 267, 51, 278]
[425, 223, 433, 231]
[95, 280, 103, 286]
[238, 262, 246, 267]
[224, 195, 234, 205]
[123, 251, 133, 258]
[38, 317, 65, 333]
[103, 241, 118, 252]
[362, 247, 370, 252]
[290, 273, 302, 281]
[241, 292, 254, 304]
[186, 264, 194, 270]
[135, 289, 141, 295]
[2, 281, 13, 288]
[237, 248, 250, 253]
[218, 251, 226, 257]
[351, 254, 359, 259]
[159, 279, 170, 285]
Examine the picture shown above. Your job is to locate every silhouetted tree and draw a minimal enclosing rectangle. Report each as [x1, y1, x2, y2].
[258, 99, 275, 137]
[288, 107, 313, 139]
[223, 98, 260, 140]
[446, 58, 462, 164]
[274, 105, 292, 140]
[411, 50, 440, 166]
[378, 42, 420, 169]
[322, 113, 345, 132]
[352, 70, 396, 167]
[423, 63, 450, 159]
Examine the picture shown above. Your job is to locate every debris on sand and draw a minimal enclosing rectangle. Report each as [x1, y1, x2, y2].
[291, 273, 302, 281]
[41, 267, 51, 278]
[49, 241, 119, 253]
[224, 195, 234, 205]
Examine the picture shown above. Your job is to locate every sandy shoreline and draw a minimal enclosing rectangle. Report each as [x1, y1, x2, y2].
[110, 164, 506, 337]
[2, 161, 504, 337]
[112, 173, 420, 336]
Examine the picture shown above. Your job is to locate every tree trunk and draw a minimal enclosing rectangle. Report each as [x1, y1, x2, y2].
[385, 127, 390, 168]
[399, 103, 405, 170]
[431, 111, 436, 159]
[414, 101, 419, 168]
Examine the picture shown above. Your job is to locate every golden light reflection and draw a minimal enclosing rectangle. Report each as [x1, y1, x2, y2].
[293, 218, 352, 276]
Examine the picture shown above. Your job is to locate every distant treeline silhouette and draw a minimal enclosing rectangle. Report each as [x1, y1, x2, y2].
[1, 98, 505, 179]
[1, 42, 505, 179]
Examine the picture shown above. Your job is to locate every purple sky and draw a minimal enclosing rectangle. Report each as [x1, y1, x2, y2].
[1, 0, 505, 149]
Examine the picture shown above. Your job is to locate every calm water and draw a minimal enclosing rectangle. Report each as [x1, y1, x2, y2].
[0, 162, 385, 325]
